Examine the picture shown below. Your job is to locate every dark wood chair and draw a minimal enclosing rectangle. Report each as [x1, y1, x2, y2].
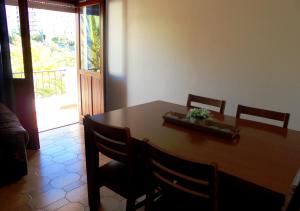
[143, 140, 219, 211]
[187, 94, 226, 114]
[236, 104, 290, 128]
[83, 115, 145, 211]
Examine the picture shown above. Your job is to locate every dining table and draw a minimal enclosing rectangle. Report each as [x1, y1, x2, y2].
[89, 100, 300, 210]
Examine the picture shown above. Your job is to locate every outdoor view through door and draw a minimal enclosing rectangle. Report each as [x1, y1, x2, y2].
[6, 0, 105, 132]
[6, 5, 78, 131]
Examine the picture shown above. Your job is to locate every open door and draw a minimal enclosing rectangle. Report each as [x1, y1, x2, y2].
[77, 0, 105, 118]
[6, 0, 40, 149]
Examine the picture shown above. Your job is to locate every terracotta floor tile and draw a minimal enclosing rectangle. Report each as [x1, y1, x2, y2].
[51, 173, 80, 188]
[137, 206, 145, 211]
[77, 153, 86, 161]
[3, 203, 33, 211]
[18, 175, 51, 193]
[57, 202, 85, 211]
[29, 188, 66, 208]
[27, 183, 53, 198]
[73, 137, 85, 144]
[66, 184, 89, 206]
[37, 163, 65, 177]
[62, 158, 80, 166]
[114, 192, 125, 202]
[50, 172, 72, 182]
[28, 153, 53, 168]
[50, 149, 70, 158]
[63, 180, 86, 192]
[44, 198, 69, 211]
[65, 160, 86, 174]
[40, 139, 55, 148]
[118, 199, 127, 211]
[101, 187, 118, 198]
[80, 175, 87, 183]
[41, 145, 65, 155]
[0, 193, 30, 211]
[59, 142, 79, 150]
[98, 196, 120, 211]
[52, 152, 78, 163]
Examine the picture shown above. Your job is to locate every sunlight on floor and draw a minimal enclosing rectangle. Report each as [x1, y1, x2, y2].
[36, 96, 79, 132]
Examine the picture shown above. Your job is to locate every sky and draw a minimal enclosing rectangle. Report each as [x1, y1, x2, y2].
[6, 5, 76, 41]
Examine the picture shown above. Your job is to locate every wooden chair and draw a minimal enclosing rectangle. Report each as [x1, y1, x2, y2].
[83, 115, 145, 211]
[143, 140, 219, 211]
[187, 94, 226, 114]
[236, 104, 290, 128]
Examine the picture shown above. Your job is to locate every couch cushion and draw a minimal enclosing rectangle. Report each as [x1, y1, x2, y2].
[0, 103, 29, 185]
[0, 104, 28, 145]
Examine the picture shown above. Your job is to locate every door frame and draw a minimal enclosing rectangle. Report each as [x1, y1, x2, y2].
[13, 0, 39, 149]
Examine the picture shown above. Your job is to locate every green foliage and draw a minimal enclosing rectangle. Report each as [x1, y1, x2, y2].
[51, 36, 60, 43]
[87, 15, 101, 70]
[30, 41, 75, 71]
[52, 36, 75, 50]
[10, 43, 24, 73]
[9, 30, 20, 45]
[186, 108, 210, 119]
[31, 32, 45, 42]
[80, 12, 101, 72]
[9, 32, 75, 97]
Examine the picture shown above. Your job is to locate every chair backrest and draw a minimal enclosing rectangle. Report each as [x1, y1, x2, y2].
[236, 104, 290, 128]
[187, 94, 226, 114]
[83, 115, 131, 163]
[285, 181, 300, 211]
[144, 141, 218, 211]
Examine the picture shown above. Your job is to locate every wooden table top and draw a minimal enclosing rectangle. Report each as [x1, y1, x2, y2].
[90, 100, 300, 197]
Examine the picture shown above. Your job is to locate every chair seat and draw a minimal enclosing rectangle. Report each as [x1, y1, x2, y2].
[98, 160, 145, 199]
[151, 193, 211, 211]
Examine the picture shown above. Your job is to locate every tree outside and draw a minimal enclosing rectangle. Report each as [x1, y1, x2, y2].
[80, 4, 101, 72]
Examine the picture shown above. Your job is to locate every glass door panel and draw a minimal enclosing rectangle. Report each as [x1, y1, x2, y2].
[5, 4, 25, 79]
[80, 4, 101, 72]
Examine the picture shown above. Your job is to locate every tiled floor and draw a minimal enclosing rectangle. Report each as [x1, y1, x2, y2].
[0, 124, 139, 211]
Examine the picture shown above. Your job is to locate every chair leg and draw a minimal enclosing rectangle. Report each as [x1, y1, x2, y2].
[89, 195, 100, 211]
[85, 128, 100, 211]
[145, 194, 151, 211]
[88, 186, 100, 211]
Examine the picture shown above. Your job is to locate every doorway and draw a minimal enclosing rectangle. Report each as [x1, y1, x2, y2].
[6, 4, 78, 132]
[77, 0, 105, 118]
[6, 0, 105, 133]
[28, 8, 78, 131]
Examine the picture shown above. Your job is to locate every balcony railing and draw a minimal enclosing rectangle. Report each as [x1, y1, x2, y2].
[13, 69, 66, 98]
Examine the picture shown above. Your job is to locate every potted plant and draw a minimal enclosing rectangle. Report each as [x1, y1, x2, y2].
[186, 108, 210, 122]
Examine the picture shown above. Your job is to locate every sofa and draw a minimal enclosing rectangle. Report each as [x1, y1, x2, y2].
[0, 103, 28, 186]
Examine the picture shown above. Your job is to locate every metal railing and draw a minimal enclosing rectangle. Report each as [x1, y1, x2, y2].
[13, 69, 66, 98]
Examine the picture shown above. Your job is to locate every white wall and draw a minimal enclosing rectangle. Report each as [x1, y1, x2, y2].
[107, 0, 300, 130]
